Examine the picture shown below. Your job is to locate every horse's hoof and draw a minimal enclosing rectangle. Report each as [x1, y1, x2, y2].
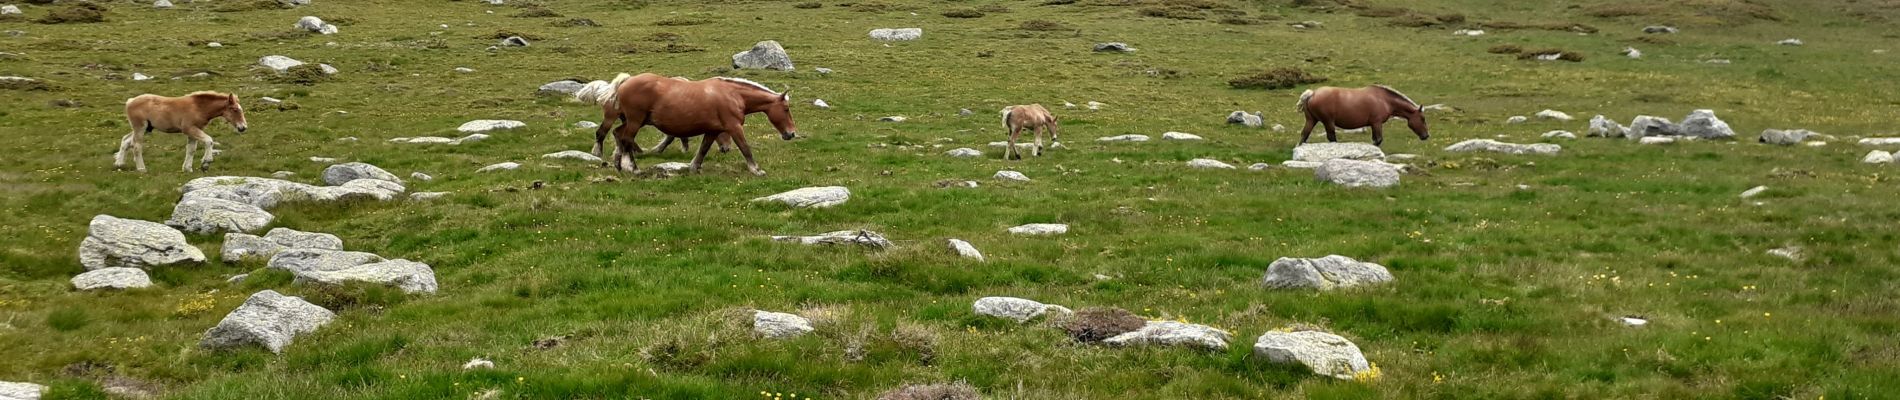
[750, 169, 767, 176]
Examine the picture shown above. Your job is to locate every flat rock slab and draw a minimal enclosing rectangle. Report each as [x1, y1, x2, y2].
[1097, 134, 1150, 142]
[294, 259, 439, 294]
[973, 296, 1070, 323]
[79, 215, 206, 270]
[753, 186, 850, 208]
[167, 197, 274, 234]
[946, 239, 984, 262]
[478, 162, 521, 173]
[1253, 330, 1372, 380]
[869, 28, 923, 41]
[1443, 139, 1561, 155]
[772, 230, 892, 249]
[0, 382, 47, 400]
[1292, 143, 1385, 162]
[1315, 159, 1400, 188]
[457, 120, 525, 133]
[200, 290, 335, 353]
[753, 310, 813, 339]
[543, 150, 602, 163]
[1104, 321, 1233, 350]
[1858, 138, 1900, 146]
[268, 248, 387, 274]
[994, 171, 1031, 182]
[944, 148, 982, 158]
[1262, 255, 1393, 290]
[72, 267, 153, 290]
[1187, 159, 1236, 169]
[1161, 132, 1203, 141]
[1008, 223, 1068, 236]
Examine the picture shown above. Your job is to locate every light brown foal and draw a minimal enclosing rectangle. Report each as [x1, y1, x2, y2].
[1002, 104, 1059, 160]
[117, 91, 249, 172]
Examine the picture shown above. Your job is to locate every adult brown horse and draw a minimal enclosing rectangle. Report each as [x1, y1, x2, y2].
[1297, 85, 1428, 147]
[577, 74, 732, 157]
[579, 73, 794, 175]
[116, 91, 250, 172]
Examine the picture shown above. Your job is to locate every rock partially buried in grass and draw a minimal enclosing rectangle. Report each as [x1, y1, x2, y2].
[322, 162, 402, 185]
[1252, 329, 1373, 380]
[1097, 134, 1150, 142]
[267, 248, 386, 274]
[753, 310, 814, 339]
[72, 267, 153, 290]
[946, 239, 984, 262]
[200, 290, 335, 353]
[1543, 130, 1577, 139]
[944, 148, 982, 158]
[973, 296, 1071, 323]
[1226, 111, 1263, 128]
[537, 80, 586, 97]
[1678, 109, 1735, 140]
[1619, 316, 1649, 327]
[753, 186, 850, 208]
[1588, 115, 1629, 138]
[1315, 159, 1400, 188]
[1506, 116, 1529, 124]
[1104, 321, 1232, 350]
[1739, 186, 1768, 198]
[258, 55, 305, 72]
[1767, 245, 1802, 261]
[477, 162, 521, 173]
[869, 28, 923, 41]
[410, 192, 448, 201]
[1292, 142, 1384, 162]
[874, 382, 980, 400]
[772, 230, 892, 249]
[542, 150, 602, 163]
[1093, 42, 1134, 52]
[463, 358, 494, 370]
[1262, 255, 1393, 290]
[1443, 139, 1562, 155]
[79, 215, 206, 271]
[1640, 136, 1677, 145]
[1758, 129, 1820, 145]
[1007, 223, 1067, 236]
[1186, 158, 1236, 169]
[1858, 137, 1900, 146]
[1161, 132, 1203, 141]
[1534, 109, 1573, 121]
[1863, 150, 1893, 164]
[994, 170, 1030, 182]
[0, 382, 47, 400]
[294, 259, 439, 294]
[222, 228, 343, 262]
[458, 120, 525, 133]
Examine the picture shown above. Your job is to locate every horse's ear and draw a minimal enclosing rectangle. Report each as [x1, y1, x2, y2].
[780, 91, 791, 102]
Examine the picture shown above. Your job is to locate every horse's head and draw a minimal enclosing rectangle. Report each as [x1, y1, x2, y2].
[764, 91, 798, 140]
[1405, 107, 1429, 141]
[223, 94, 249, 133]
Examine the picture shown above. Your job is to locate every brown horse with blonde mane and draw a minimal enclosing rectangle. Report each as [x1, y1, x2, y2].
[1002, 104, 1060, 160]
[1297, 85, 1429, 147]
[578, 73, 795, 175]
[116, 91, 249, 172]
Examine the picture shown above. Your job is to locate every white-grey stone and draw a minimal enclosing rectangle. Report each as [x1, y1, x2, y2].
[574, 121, 599, 129]
[1679, 109, 1735, 140]
[296, 16, 326, 32]
[395, 136, 456, 144]
[454, 134, 489, 144]
[653, 162, 692, 174]
[1628, 116, 1680, 139]
[409, 172, 433, 181]
[1543, 130, 1577, 139]
[200, 290, 334, 353]
[1262, 255, 1393, 290]
[1535, 109, 1573, 121]
[499, 36, 529, 47]
[1315, 159, 1399, 188]
[878, 116, 907, 123]
[1092, 42, 1134, 52]
[1282, 160, 1323, 169]
[753, 186, 850, 208]
[1620, 316, 1649, 327]
[1505, 116, 1528, 124]
[0, 5, 21, 15]
[1292, 142, 1385, 162]
[1644, 25, 1678, 34]
[294, 259, 438, 294]
[1443, 139, 1562, 155]
[1253, 330, 1372, 380]
[869, 28, 923, 41]
[538, 80, 586, 96]
[463, 358, 494, 370]
[1161, 132, 1203, 141]
[222, 233, 284, 263]
[972, 297, 1070, 323]
[454, 67, 475, 73]
[457, 120, 524, 133]
[1623, 47, 1643, 58]
[815, 67, 833, 74]
[271, 171, 295, 178]
[1104, 321, 1232, 351]
[1767, 246, 1803, 261]
[131, 73, 152, 81]
[303, 179, 406, 202]
[258, 55, 305, 72]
[944, 148, 982, 158]
[1227, 111, 1263, 128]
[1740, 186, 1768, 198]
[267, 248, 385, 274]
[309, 157, 336, 163]
[1859, 138, 1900, 146]
[477, 162, 521, 173]
[1778, 38, 1803, 46]
[317, 63, 337, 74]
[947, 239, 984, 262]
[772, 230, 892, 249]
[542, 150, 602, 163]
[1187, 158, 1236, 169]
[409, 192, 448, 201]
[72, 267, 153, 291]
[322, 162, 401, 185]
[994, 170, 1030, 182]
[753, 311, 813, 339]
[812, 99, 830, 109]
[166, 197, 273, 234]
[1588, 115, 1629, 138]
[206, 42, 223, 48]
[1098, 134, 1150, 142]
[1864, 150, 1894, 164]
[1758, 129, 1819, 145]
[731, 40, 794, 70]
[0, 381, 47, 400]
[1640, 136, 1677, 145]
[1007, 223, 1068, 236]
[1249, 163, 1272, 171]
[181, 179, 292, 209]
[1452, 29, 1484, 36]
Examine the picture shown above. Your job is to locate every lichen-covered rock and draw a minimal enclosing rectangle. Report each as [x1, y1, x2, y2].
[1588, 115, 1628, 138]
[223, 228, 344, 262]
[1007, 223, 1068, 236]
[753, 310, 813, 339]
[994, 170, 1031, 182]
[946, 239, 984, 262]
[1443, 139, 1561, 155]
[1186, 158, 1237, 169]
[753, 186, 850, 208]
[71, 267, 153, 290]
[200, 290, 335, 353]
[1097, 134, 1151, 142]
[869, 28, 923, 41]
[542, 150, 603, 163]
[267, 248, 386, 274]
[79, 215, 206, 270]
[322, 162, 401, 185]
[165, 197, 274, 234]
[293, 259, 438, 294]
[1679, 109, 1735, 140]
[772, 230, 892, 249]
[1103, 321, 1232, 350]
[1253, 330, 1372, 380]
[1292, 143, 1384, 162]
[731, 40, 794, 70]
[1262, 255, 1393, 290]
[973, 296, 1071, 323]
[1315, 159, 1400, 188]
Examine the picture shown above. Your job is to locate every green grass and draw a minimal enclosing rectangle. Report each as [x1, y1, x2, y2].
[3, 0, 1900, 398]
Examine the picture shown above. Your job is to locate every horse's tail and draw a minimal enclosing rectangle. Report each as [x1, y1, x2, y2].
[576, 73, 633, 107]
[1296, 89, 1316, 114]
[1000, 106, 1015, 130]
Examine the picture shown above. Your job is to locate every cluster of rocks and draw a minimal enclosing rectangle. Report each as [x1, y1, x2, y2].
[1284, 143, 1410, 188]
[1584, 110, 1736, 141]
[258, 55, 337, 75]
[171, 163, 409, 234]
[295, 16, 339, 35]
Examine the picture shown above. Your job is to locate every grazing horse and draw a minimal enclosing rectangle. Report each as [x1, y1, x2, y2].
[1002, 104, 1060, 160]
[579, 73, 797, 175]
[1296, 85, 1429, 146]
[116, 91, 249, 172]
[577, 74, 731, 157]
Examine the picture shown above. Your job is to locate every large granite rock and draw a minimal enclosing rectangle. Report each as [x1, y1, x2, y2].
[78, 215, 206, 271]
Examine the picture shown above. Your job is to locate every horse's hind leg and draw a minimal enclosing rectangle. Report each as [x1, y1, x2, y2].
[1299, 116, 1318, 145]
[689, 133, 718, 173]
[591, 109, 618, 159]
[716, 133, 734, 154]
[1006, 125, 1022, 160]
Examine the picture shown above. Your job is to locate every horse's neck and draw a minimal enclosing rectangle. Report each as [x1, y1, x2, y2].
[734, 90, 776, 112]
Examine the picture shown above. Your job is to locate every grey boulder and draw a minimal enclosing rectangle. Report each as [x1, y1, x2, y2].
[200, 290, 335, 353]
[267, 248, 386, 274]
[322, 162, 402, 186]
[869, 28, 922, 41]
[731, 40, 794, 70]
[78, 215, 206, 270]
[753, 310, 814, 339]
[1292, 142, 1384, 162]
[1315, 159, 1400, 188]
[1587, 115, 1629, 138]
[1679, 109, 1735, 140]
[1759, 129, 1820, 145]
[1227, 111, 1264, 128]
[71, 267, 154, 290]
[294, 259, 438, 294]
[1262, 255, 1393, 290]
[753, 186, 850, 208]
[973, 296, 1071, 323]
[772, 230, 892, 249]
[946, 239, 984, 262]
[1253, 330, 1373, 380]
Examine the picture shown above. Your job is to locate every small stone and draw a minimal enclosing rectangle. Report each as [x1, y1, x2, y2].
[752, 186, 850, 208]
[1620, 316, 1649, 327]
[1505, 116, 1528, 124]
[1161, 132, 1203, 141]
[1252, 330, 1372, 380]
[1643, 25, 1679, 34]
[132, 73, 152, 81]
[1623, 47, 1642, 58]
[462, 358, 495, 370]
[878, 116, 907, 123]
[574, 121, 599, 129]
[0, 382, 47, 400]
[1739, 186, 1768, 198]
[1862, 150, 1893, 164]
[994, 170, 1030, 182]
[869, 28, 923, 41]
[1758, 129, 1820, 145]
[455, 67, 475, 73]
[972, 297, 1070, 323]
[258, 55, 305, 72]
[207, 42, 223, 48]
[753, 311, 814, 339]
[1105, 321, 1232, 350]
[1186, 158, 1237, 169]
[1640, 136, 1677, 145]
[542, 150, 602, 163]
[1534, 109, 1573, 121]
[1767, 246, 1803, 261]
[296, 16, 326, 32]
[815, 67, 833, 74]
[1249, 163, 1271, 171]
[323, 162, 402, 185]
[271, 171, 295, 178]
[477, 162, 521, 172]
[1007, 223, 1068, 236]
[410, 172, 433, 181]
[1777, 38, 1803, 46]
[410, 192, 449, 201]
[944, 148, 982, 158]
[1097, 134, 1150, 142]
[0, 5, 21, 15]
[812, 99, 830, 109]
[946, 239, 984, 262]
[72, 268, 154, 291]
[1226, 111, 1264, 128]
[1543, 130, 1577, 139]
[958, 108, 973, 116]
[500, 36, 530, 47]
[1588, 115, 1629, 138]
[1453, 29, 1484, 36]
[1092, 42, 1135, 52]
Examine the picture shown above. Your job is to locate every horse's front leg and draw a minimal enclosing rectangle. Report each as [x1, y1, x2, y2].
[1323, 121, 1339, 143]
[1370, 123, 1386, 147]
[688, 133, 718, 173]
[180, 135, 197, 173]
[728, 130, 764, 176]
[1033, 125, 1045, 157]
[193, 130, 217, 172]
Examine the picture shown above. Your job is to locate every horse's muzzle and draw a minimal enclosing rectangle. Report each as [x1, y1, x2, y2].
[236, 126, 248, 134]
[780, 131, 797, 140]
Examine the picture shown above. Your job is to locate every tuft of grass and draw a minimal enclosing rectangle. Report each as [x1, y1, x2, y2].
[976, 4, 1010, 13]
[512, 7, 563, 18]
[269, 64, 333, 85]
[47, 307, 90, 332]
[1631, 36, 1675, 45]
[941, 8, 985, 18]
[1139, 6, 1206, 20]
[875, 382, 980, 400]
[1020, 19, 1070, 31]
[482, 30, 545, 41]
[1228, 67, 1327, 89]
[38, 4, 106, 24]
[1487, 44, 1524, 54]
[1039, 0, 1077, 5]
[214, 0, 294, 12]
[793, 2, 822, 9]
[1353, 6, 1411, 18]
[1584, 3, 1656, 18]
[1480, 20, 1599, 33]
[1436, 13, 1466, 23]
[549, 18, 599, 27]
[654, 16, 712, 26]
[1388, 14, 1439, 27]
[1061, 307, 1145, 342]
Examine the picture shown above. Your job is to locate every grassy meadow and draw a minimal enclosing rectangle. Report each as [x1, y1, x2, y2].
[2, 0, 1900, 398]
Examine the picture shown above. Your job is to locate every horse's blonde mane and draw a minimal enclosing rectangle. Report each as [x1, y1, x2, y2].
[576, 73, 632, 106]
[713, 77, 780, 95]
[1372, 85, 1419, 109]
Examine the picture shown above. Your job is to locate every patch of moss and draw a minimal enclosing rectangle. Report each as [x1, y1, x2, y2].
[38, 4, 107, 24]
[1228, 67, 1328, 90]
